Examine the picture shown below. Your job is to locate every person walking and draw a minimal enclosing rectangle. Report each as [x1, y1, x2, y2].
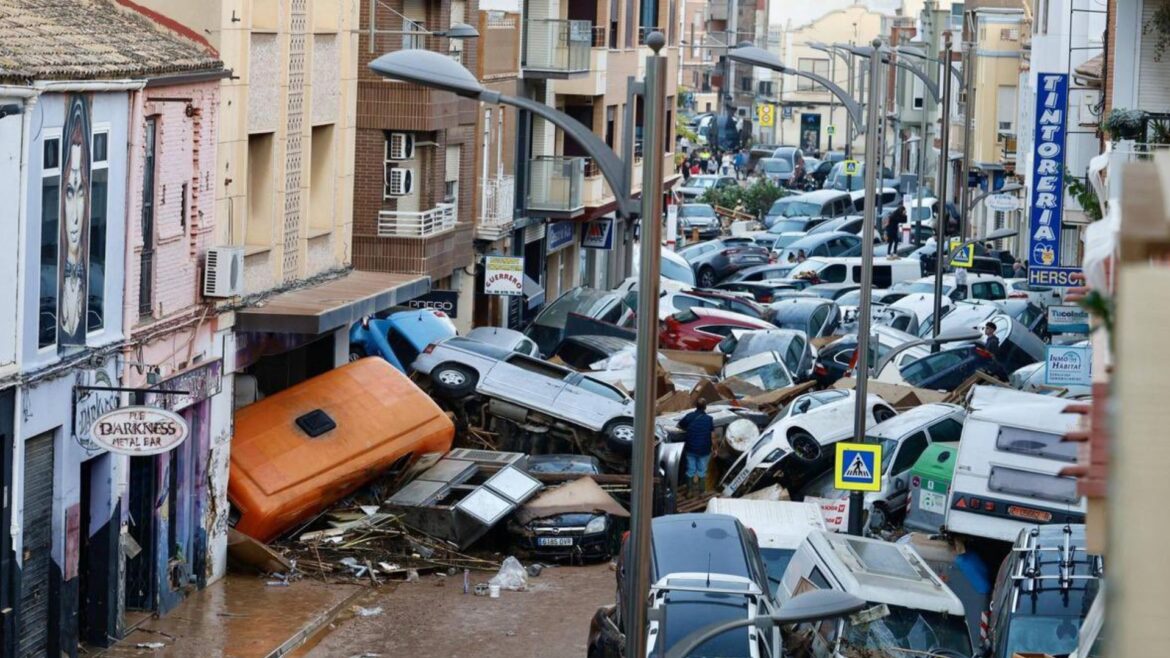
[706, 153, 719, 174]
[734, 149, 747, 180]
[677, 400, 715, 493]
[885, 206, 906, 255]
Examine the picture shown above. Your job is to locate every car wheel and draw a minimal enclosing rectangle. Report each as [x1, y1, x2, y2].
[348, 345, 368, 362]
[604, 418, 636, 452]
[698, 267, 717, 288]
[873, 406, 896, 423]
[790, 431, 821, 462]
[431, 363, 477, 398]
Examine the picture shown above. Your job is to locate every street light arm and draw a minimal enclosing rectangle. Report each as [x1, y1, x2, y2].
[491, 91, 638, 217]
[728, 46, 867, 131]
[894, 60, 940, 103]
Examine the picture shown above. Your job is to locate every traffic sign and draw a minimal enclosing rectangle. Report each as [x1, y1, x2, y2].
[842, 160, 860, 176]
[757, 104, 775, 127]
[834, 442, 882, 492]
[827, 125, 836, 136]
[948, 237, 974, 268]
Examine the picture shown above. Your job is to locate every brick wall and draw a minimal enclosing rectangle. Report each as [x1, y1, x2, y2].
[1105, 0, 1116, 115]
[124, 80, 220, 333]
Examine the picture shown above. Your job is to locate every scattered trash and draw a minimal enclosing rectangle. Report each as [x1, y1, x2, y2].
[505, 630, 517, 637]
[464, 569, 470, 594]
[474, 583, 490, 596]
[489, 556, 529, 592]
[378, 562, 400, 573]
[489, 584, 501, 598]
[265, 580, 290, 587]
[227, 528, 292, 575]
[405, 568, 420, 582]
[527, 564, 544, 578]
[135, 643, 166, 650]
[353, 606, 384, 617]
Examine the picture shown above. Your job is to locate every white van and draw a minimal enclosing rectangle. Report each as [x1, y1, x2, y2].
[779, 530, 973, 657]
[945, 386, 1086, 542]
[786, 256, 921, 290]
[705, 499, 827, 597]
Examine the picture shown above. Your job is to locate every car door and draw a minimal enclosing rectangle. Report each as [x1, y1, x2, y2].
[886, 430, 929, 509]
[557, 374, 629, 429]
[807, 304, 830, 337]
[480, 353, 567, 409]
[785, 335, 809, 378]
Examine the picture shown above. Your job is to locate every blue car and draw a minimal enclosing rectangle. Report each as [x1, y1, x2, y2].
[348, 308, 457, 373]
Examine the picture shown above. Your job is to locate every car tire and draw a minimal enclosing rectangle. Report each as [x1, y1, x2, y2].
[697, 267, 717, 288]
[431, 363, 477, 398]
[604, 418, 637, 452]
[874, 406, 896, 423]
[348, 345, 368, 362]
[789, 431, 821, 462]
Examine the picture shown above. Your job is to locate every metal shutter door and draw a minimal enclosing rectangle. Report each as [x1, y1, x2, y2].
[18, 433, 53, 658]
[1139, 2, 1170, 112]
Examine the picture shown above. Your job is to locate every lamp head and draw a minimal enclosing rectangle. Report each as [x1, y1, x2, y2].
[368, 48, 485, 98]
[439, 22, 479, 39]
[727, 44, 787, 72]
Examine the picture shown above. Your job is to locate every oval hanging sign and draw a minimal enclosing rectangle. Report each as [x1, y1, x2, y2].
[91, 406, 189, 455]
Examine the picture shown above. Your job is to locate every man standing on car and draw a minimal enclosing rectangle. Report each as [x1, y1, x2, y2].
[982, 321, 1001, 355]
[678, 400, 715, 493]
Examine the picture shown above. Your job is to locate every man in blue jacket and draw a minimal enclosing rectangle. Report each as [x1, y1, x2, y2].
[678, 401, 715, 493]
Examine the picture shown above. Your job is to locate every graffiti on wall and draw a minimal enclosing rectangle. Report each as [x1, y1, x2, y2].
[73, 367, 120, 460]
[59, 94, 92, 350]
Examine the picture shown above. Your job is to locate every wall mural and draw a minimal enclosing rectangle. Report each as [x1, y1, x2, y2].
[58, 93, 92, 350]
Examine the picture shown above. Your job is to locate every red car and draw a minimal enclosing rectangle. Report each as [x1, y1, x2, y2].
[659, 307, 777, 351]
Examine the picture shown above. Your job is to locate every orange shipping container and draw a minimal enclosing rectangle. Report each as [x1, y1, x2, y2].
[229, 358, 454, 542]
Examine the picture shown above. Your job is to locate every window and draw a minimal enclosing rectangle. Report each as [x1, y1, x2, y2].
[387, 330, 421, 368]
[820, 264, 846, 283]
[796, 58, 830, 91]
[698, 324, 738, 337]
[758, 81, 774, 97]
[38, 135, 61, 348]
[808, 567, 832, 590]
[928, 417, 964, 443]
[989, 466, 1080, 504]
[996, 86, 1017, 132]
[740, 76, 753, 92]
[808, 306, 829, 336]
[785, 338, 805, 372]
[246, 132, 275, 246]
[996, 426, 1077, 462]
[89, 130, 109, 332]
[575, 376, 628, 402]
[308, 124, 336, 231]
[901, 349, 967, 385]
[506, 354, 570, 380]
[140, 118, 157, 317]
[892, 431, 929, 474]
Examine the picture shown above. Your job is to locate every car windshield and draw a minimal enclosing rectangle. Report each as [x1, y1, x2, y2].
[536, 288, 610, 327]
[730, 362, 793, 390]
[838, 290, 862, 306]
[662, 257, 697, 286]
[772, 234, 803, 250]
[903, 281, 955, 296]
[909, 206, 934, 221]
[681, 205, 716, 217]
[842, 607, 972, 656]
[769, 219, 809, 233]
[1003, 616, 1083, 657]
[759, 548, 795, 598]
[659, 591, 753, 658]
[692, 177, 718, 189]
[770, 199, 823, 217]
[762, 159, 793, 173]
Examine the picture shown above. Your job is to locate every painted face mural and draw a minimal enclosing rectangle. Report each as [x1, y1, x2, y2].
[58, 94, 91, 348]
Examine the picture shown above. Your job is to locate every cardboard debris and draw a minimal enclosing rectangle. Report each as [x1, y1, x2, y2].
[718, 376, 765, 399]
[660, 349, 725, 376]
[741, 484, 791, 501]
[513, 477, 629, 525]
[227, 528, 292, 574]
[690, 379, 737, 406]
[737, 381, 816, 413]
[656, 389, 696, 414]
[832, 378, 948, 410]
[941, 370, 1010, 404]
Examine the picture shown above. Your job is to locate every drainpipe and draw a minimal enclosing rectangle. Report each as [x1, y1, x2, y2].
[31, 80, 147, 93]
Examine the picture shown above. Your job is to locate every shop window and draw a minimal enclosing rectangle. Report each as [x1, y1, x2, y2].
[39, 135, 61, 348]
[89, 129, 109, 332]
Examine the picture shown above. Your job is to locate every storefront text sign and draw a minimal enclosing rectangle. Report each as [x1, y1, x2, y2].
[484, 256, 524, 296]
[581, 218, 615, 250]
[1045, 344, 1092, 387]
[1027, 73, 1070, 285]
[145, 359, 223, 412]
[91, 406, 189, 455]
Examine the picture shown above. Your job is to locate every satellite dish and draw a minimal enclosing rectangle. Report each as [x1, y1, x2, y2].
[725, 419, 760, 453]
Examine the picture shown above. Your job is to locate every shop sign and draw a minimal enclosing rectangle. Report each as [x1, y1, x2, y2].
[73, 368, 120, 457]
[484, 256, 524, 296]
[145, 359, 223, 412]
[1048, 305, 1090, 334]
[805, 496, 848, 533]
[546, 221, 576, 254]
[986, 193, 1020, 212]
[406, 289, 459, 318]
[1027, 73, 1069, 279]
[1045, 344, 1091, 387]
[91, 406, 189, 455]
[581, 218, 614, 250]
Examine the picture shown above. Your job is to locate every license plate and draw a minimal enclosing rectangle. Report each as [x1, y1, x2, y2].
[538, 537, 574, 547]
[727, 467, 751, 494]
[1008, 505, 1053, 523]
[918, 490, 946, 514]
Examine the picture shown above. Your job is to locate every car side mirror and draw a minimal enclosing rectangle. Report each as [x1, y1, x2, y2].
[894, 477, 907, 491]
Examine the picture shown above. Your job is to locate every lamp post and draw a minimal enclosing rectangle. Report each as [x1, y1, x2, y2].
[930, 31, 955, 352]
[370, 42, 668, 658]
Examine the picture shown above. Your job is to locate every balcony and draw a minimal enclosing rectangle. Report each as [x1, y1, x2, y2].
[377, 203, 457, 238]
[354, 223, 473, 282]
[527, 156, 584, 218]
[476, 175, 516, 241]
[523, 19, 591, 78]
[706, 0, 729, 21]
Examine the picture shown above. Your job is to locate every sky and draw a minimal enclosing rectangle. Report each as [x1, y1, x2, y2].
[770, 0, 903, 30]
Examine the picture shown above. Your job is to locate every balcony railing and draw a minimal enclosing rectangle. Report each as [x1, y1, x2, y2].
[377, 203, 457, 238]
[523, 19, 591, 76]
[476, 175, 516, 241]
[528, 156, 584, 216]
[591, 25, 607, 48]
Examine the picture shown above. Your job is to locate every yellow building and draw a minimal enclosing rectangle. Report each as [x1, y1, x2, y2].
[967, 7, 1025, 168]
[775, 6, 887, 155]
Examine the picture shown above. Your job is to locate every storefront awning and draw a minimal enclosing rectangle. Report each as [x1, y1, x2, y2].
[236, 271, 430, 334]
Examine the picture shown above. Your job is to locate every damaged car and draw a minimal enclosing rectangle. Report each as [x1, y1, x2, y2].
[720, 390, 897, 496]
[508, 477, 628, 562]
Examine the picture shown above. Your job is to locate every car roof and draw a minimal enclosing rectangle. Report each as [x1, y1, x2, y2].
[465, 326, 527, 349]
[440, 335, 512, 360]
[1006, 525, 1101, 616]
[651, 513, 751, 579]
[848, 187, 898, 200]
[784, 189, 850, 202]
[868, 403, 962, 439]
[786, 231, 856, 248]
[806, 531, 965, 615]
[704, 499, 826, 550]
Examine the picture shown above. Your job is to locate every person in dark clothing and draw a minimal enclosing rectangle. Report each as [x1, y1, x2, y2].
[677, 400, 715, 491]
[982, 321, 1001, 355]
[885, 206, 906, 255]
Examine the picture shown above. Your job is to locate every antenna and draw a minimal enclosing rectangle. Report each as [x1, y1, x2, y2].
[707, 552, 712, 588]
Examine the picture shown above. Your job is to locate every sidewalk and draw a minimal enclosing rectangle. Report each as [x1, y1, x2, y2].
[93, 576, 362, 658]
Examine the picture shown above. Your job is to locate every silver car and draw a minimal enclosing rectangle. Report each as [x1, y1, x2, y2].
[465, 326, 541, 357]
[412, 337, 637, 450]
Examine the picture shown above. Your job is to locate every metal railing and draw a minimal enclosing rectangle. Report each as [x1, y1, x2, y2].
[523, 19, 591, 73]
[527, 156, 583, 213]
[480, 175, 515, 228]
[592, 25, 607, 48]
[377, 203, 457, 238]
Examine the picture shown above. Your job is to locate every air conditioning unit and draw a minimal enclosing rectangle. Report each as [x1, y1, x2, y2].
[387, 132, 415, 161]
[203, 246, 244, 298]
[386, 168, 414, 197]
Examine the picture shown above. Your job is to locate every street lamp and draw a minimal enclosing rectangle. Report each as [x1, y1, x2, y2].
[372, 39, 670, 658]
[727, 44, 866, 134]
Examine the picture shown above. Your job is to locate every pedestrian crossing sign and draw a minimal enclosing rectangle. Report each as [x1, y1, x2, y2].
[834, 442, 882, 492]
[842, 160, 861, 176]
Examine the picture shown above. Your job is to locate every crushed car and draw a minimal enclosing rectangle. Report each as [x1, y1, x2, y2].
[507, 477, 629, 563]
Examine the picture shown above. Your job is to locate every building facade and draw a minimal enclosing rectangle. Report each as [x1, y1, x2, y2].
[0, 1, 227, 654]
